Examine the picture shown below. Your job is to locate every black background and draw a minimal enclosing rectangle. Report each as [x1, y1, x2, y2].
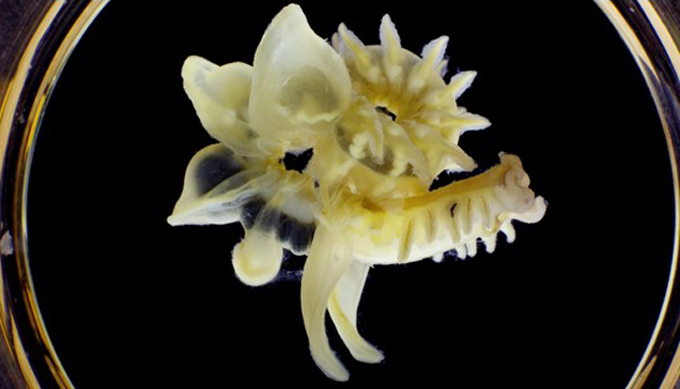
[27, 1, 674, 388]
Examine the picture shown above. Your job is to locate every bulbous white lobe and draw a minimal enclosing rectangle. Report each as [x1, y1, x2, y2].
[232, 230, 283, 286]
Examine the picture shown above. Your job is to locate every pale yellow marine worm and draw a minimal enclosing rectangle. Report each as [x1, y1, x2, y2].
[168, 4, 546, 381]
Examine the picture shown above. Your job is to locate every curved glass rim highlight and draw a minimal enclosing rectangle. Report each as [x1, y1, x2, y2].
[0, 2, 108, 388]
[0, 1, 678, 387]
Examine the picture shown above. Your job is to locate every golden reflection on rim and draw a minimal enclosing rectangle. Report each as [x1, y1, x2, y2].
[0, 4, 66, 387]
[1, 1, 679, 387]
[596, 1, 680, 388]
[0, 2, 109, 388]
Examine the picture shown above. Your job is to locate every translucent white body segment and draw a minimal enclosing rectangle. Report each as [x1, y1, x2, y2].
[249, 4, 351, 150]
[181, 58, 259, 157]
[168, 4, 547, 382]
[167, 143, 256, 226]
[301, 224, 352, 381]
[328, 261, 384, 364]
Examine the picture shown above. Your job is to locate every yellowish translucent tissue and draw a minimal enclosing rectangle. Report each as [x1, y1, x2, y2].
[168, 4, 546, 381]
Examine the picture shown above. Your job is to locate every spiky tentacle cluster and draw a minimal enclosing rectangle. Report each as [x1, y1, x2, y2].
[331, 15, 489, 185]
[168, 4, 546, 382]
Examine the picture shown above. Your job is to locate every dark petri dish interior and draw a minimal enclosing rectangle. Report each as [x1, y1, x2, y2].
[27, 1, 673, 388]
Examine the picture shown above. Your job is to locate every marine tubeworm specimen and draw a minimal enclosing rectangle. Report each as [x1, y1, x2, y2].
[168, 4, 546, 381]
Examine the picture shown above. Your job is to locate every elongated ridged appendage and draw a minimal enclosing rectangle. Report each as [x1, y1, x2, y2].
[406, 153, 546, 261]
[346, 153, 546, 265]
